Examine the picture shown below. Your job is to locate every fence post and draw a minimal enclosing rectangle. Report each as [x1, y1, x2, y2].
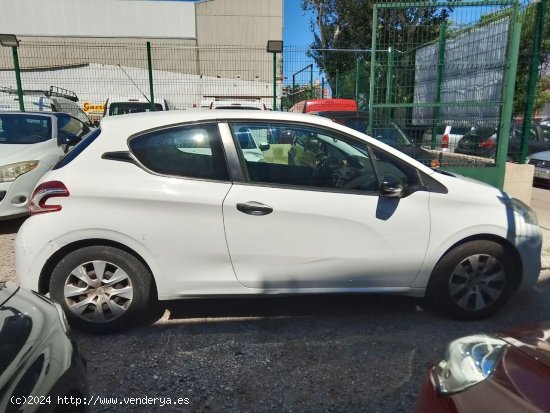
[335, 69, 340, 98]
[12, 46, 25, 112]
[431, 23, 447, 149]
[520, 0, 546, 163]
[355, 54, 360, 105]
[146, 41, 155, 110]
[385, 46, 395, 118]
[310, 64, 313, 99]
[321, 78, 325, 98]
[496, 8, 522, 187]
[368, 5, 378, 134]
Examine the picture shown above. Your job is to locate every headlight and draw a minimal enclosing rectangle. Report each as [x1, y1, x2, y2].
[500, 196, 538, 226]
[0, 161, 39, 183]
[434, 334, 509, 394]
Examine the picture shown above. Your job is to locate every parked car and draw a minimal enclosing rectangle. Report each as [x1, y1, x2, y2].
[207, 99, 267, 110]
[415, 322, 550, 413]
[288, 98, 357, 113]
[15, 111, 541, 333]
[103, 96, 169, 116]
[528, 150, 550, 187]
[455, 126, 498, 158]
[310, 111, 436, 166]
[0, 111, 91, 219]
[422, 125, 472, 152]
[508, 123, 550, 161]
[0, 281, 88, 413]
[455, 123, 550, 160]
[0, 86, 94, 128]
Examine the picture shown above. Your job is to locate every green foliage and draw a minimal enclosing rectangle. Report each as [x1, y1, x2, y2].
[514, 2, 550, 116]
[301, 0, 451, 111]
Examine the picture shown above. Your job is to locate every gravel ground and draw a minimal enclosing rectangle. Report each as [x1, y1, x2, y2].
[1, 216, 550, 412]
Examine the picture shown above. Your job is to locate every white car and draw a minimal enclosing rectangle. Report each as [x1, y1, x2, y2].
[103, 96, 170, 116]
[423, 125, 472, 152]
[528, 150, 550, 187]
[0, 112, 91, 219]
[0, 281, 88, 411]
[15, 111, 542, 333]
[0, 86, 95, 128]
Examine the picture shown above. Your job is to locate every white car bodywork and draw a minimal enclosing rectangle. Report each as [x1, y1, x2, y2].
[528, 150, 550, 184]
[14, 111, 542, 317]
[0, 113, 64, 219]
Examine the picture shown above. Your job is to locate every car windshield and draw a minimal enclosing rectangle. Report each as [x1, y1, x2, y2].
[109, 102, 163, 115]
[0, 114, 52, 144]
[371, 124, 411, 147]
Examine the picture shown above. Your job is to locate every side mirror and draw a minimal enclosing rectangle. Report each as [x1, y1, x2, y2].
[259, 143, 270, 151]
[93, 120, 100, 127]
[380, 174, 404, 198]
[58, 134, 82, 153]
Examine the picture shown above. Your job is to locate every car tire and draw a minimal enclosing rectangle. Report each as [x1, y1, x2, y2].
[427, 240, 517, 320]
[49, 246, 154, 333]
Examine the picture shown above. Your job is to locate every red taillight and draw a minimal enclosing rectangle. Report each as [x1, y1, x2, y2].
[479, 139, 495, 148]
[441, 134, 449, 149]
[29, 181, 70, 216]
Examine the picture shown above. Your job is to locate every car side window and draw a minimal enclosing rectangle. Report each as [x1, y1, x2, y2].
[370, 146, 420, 188]
[129, 123, 229, 181]
[230, 122, 379, 192]
[57, 115, 90, 140]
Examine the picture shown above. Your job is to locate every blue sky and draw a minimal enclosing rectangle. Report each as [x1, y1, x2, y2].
[283, 1, 314, 47]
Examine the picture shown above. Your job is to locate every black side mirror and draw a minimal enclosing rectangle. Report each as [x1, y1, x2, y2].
[58, 134, 82, 153]
[380, 174, 404, 198]
[259, 143, 270, 151]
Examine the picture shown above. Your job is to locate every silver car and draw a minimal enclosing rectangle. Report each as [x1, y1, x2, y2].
[528, 150, 550, 187]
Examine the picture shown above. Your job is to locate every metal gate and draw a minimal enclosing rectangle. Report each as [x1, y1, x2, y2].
[368, 0, 522, 188]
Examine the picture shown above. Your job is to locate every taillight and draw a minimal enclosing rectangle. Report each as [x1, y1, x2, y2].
[441, 134, 449, 149]
[29, 181, 70, 216]
[479, 139, 495, 148]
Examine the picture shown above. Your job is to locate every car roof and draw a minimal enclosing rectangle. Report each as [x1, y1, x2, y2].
[99, 110, 341, 135]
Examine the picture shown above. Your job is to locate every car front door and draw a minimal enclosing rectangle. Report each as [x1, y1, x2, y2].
[222, 121, 432, 290]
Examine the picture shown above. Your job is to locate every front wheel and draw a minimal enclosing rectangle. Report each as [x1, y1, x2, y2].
[49, 246, 154, 333]
[427, 240, 517, 320]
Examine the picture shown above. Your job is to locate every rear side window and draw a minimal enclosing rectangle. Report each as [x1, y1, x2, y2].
[109, 102, 163, 115]
[53, 128, 101, 170]
[129, 123, 229, 181]
[0, 114, 52, 144]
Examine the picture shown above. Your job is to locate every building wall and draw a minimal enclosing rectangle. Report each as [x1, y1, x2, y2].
[0, 0, 196, 38]
[0, 0, 283, 104]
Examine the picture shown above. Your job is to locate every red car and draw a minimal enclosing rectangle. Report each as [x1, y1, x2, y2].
[415, 323, 550, 412]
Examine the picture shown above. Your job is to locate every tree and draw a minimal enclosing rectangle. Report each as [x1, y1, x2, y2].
[301, 0, 452, 107]
[513, 2, 550, 116]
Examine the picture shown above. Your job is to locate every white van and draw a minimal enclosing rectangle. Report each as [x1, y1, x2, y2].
[0, 86, 94, 128]
[103, 96, 170, 116]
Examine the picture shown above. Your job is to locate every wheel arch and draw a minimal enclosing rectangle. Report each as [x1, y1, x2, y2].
[38, 238, 158, 299]
[429, 234, 523, 290]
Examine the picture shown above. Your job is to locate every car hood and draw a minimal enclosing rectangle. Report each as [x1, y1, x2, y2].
[0, 143, 49, 165]
[529, 150, 550, 162]
[496, 322, 550, 368]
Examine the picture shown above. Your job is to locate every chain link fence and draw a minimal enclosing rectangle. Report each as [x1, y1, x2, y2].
[0, 0, 547, 184]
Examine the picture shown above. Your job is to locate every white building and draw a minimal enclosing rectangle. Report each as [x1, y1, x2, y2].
[0, 0, 283, 111]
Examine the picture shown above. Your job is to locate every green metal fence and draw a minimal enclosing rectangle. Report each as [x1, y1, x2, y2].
[0, 0, 546, 188]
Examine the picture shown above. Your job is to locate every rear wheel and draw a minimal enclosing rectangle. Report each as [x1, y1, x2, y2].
[427, 240, 517, 320]
[50, 246, 154, 333]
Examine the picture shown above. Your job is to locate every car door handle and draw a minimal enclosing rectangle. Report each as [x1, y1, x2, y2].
[236, 201, 273, 216]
